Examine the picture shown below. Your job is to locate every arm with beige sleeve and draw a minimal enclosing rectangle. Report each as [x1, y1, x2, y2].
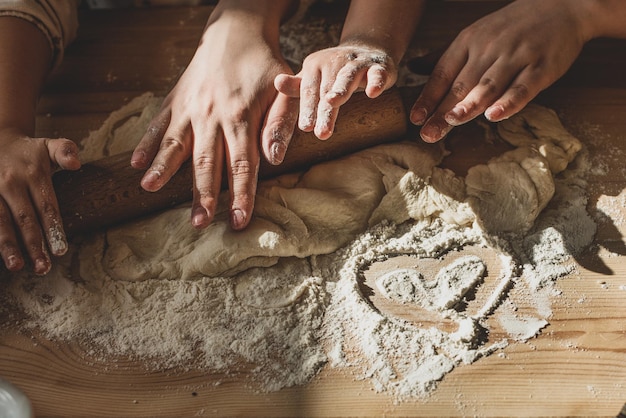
[0, 0, 81, 276]
[0, 0, 80, 68]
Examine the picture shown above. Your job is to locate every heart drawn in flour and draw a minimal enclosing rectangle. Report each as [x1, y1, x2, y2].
[375, 255, 486, 312]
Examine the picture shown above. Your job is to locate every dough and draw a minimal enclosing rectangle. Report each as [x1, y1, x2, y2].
[496, 103, 582, 173]
[2, 97, 586, 399]
[76, 99, 582, 282]
[466, 104, 581, 234]
[80, 141, 457, 281]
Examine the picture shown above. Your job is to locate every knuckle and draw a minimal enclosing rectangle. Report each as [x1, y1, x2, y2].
[450, 81, 470, 100]
[369, 54, 387, 65]
[145, 123, 163, 139]
[508, 83, 531, 103]
[479, 77, 499, 96]
[227, 104, 251, 125]
[458, 99, 478, 115]
[225, 109, 252, 137]
[0, 170, 18, 187]
[345, 51, 358, 61]
[456, 26, 478, 45]
[343, 61, 364, 74]
[230, 159, 256, 178]
[429, 65, 454, 85]
[302, 54, 315, 66]
[38, 200, 59, 224]
[0, 165, 40, 187]
[15, 209, 35, 229]
[194, 154, 219, 175]
[301, 84, 318, 99]
[161, 135, 188, 154]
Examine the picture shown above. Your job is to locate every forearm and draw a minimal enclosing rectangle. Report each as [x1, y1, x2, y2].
[208, 0, 297, 49]
[0, 17, 52, 136]
[340, 0, 425, 63]
[576, 0, 626, 40]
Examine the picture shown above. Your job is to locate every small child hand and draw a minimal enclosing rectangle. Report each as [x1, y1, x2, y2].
[274, 44, 398, 141]
[0, 130, 80, 274]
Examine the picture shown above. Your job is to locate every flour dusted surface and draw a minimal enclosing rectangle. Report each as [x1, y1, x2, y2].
[0, 86, 595, 401]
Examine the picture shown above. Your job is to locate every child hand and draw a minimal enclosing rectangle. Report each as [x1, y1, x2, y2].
[0, 130, 80, 274]
[273, 44, 398, 141]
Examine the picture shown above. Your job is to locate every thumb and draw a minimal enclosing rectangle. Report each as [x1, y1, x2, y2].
[47, 138, 81, 171]
[274, 74, 302, 98]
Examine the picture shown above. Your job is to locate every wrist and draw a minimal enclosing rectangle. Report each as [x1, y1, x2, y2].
[577, 0, 626, 40]
[0, 106, 37, 138]
[339, 34, 401, 64]
[339, 1, 423, 64]
[211, 0, 296, 28]
[0, 126, 31, 146]
[206, 0, 295, 51]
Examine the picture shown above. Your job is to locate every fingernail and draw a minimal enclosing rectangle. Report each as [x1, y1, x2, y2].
[34, 257, 50, 275]
[299, 112, 315, 131]
[6, 255, 22, 271]
[270, 141, 286, 165]
[420, 123, 441, 143]
[63, 145, 78, 158]
[143, 171, 159, 183]
[421, 121, 453, 143]
[141, 169, 163, 191]
[485, 104, 505, 122]
[410, 107, 428, 125]
[231, 208, 246, 230]
[445, 105, 466, 126]
[48, 223, 68, 256]
[131, 150, 146, 166]
[192, 207, 210, 229]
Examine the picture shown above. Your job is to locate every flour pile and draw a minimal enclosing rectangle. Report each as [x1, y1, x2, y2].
[0, 87, 596, 400]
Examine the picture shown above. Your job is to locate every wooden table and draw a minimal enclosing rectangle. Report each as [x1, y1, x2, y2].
[2, 2, 626, 416]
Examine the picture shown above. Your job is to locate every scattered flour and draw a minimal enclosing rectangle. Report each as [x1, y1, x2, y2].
[0, 93, 596, 401]
[0, 11, 602, 402]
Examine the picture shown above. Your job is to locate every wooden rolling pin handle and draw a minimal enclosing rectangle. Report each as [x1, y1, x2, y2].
[53, 88, 408, 235]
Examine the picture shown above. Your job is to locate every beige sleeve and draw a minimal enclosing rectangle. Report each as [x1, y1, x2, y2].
[0, 0, 80, 68]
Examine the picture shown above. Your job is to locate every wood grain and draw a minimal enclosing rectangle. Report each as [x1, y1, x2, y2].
[1, 2, 625, 417]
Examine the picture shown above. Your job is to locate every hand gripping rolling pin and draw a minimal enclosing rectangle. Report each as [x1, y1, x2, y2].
[52, 88, 409, 235]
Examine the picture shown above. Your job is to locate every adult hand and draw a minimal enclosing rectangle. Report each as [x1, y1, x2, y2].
[0, 130, 80, 274]
[131, 6, 293, 231]
[411, 0, 590, 143]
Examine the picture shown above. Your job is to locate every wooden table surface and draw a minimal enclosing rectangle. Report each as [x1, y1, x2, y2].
[2, 2, 626, 417]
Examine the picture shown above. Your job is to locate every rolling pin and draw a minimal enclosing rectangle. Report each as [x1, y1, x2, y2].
[53, 88, 409, 235]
